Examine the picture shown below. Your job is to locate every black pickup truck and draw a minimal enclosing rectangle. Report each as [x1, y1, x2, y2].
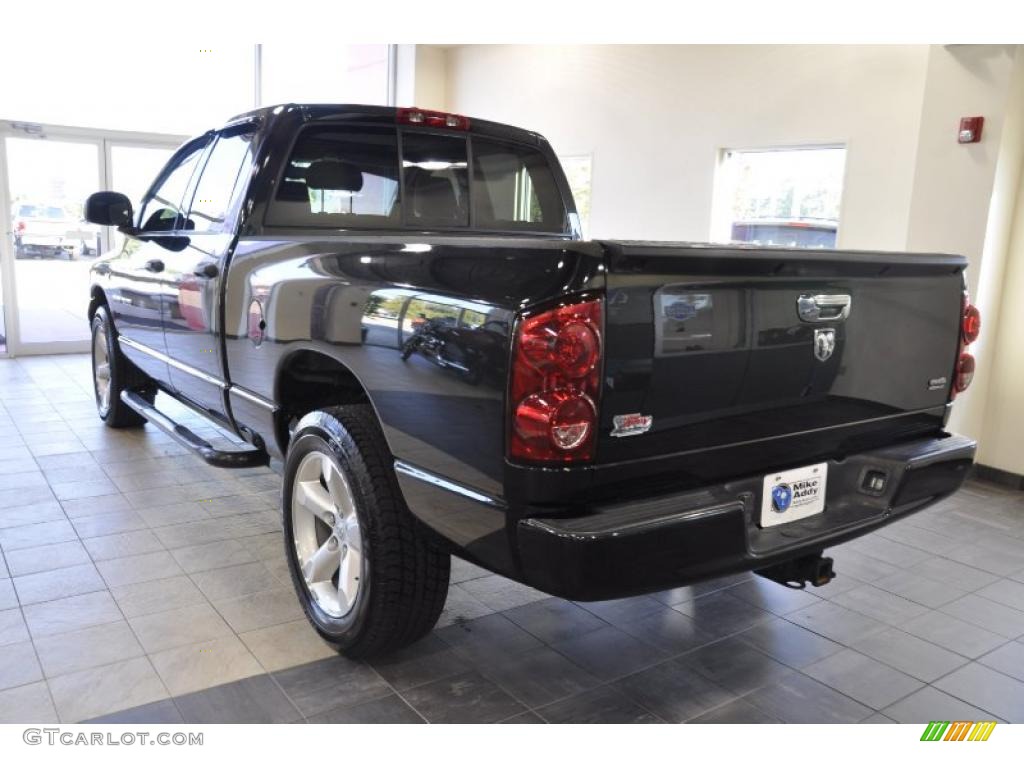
[84, 104, 980, 657]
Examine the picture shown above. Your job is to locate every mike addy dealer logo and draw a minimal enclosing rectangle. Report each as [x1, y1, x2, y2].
[920, 721, 997, 742]
[770, 477, 820, 513]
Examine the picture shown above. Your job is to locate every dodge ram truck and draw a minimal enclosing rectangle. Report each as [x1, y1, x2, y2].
[84, 104, 980, 658]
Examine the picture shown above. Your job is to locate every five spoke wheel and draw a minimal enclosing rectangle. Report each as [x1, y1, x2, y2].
[93, 324, 112, 413]
[291, 450, 364, 618]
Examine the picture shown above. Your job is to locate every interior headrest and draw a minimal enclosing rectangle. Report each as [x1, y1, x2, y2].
[277, 179, 310, 202]
[304, 160, 364, 192]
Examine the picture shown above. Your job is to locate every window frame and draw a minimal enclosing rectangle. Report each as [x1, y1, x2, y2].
[181, 122, 259, 236]
[472, 135, 567, 233]
[136, 134, 212, 234]
[263, 121, 571, 237]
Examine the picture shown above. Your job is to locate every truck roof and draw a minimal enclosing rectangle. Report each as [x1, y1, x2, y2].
[225, 103, 548, 146]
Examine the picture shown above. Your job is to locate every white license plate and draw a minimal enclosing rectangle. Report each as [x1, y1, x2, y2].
[760, 462, 828, 528]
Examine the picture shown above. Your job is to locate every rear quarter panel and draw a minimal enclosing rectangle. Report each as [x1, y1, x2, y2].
[222, 235, 604, 502]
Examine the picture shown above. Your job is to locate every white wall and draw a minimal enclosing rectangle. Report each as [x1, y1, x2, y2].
[445, 45, 931, 249]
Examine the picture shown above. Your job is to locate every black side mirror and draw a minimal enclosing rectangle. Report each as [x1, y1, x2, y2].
[85, 191, 133, 228]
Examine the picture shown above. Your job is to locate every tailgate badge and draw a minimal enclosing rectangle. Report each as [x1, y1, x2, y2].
[813, 328, 836, 362]
[611, 413, 653, 438]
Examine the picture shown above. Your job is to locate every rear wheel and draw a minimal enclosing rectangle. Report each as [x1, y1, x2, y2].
[282, 405, 450, 658]
[91, 305, 154, 428]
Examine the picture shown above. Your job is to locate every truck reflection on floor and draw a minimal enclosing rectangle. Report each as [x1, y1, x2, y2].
[399, 312, 507, 386]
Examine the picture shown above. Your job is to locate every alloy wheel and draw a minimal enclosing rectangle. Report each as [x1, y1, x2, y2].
[93, 326, 111, 412]
[291, 450, 364, 618]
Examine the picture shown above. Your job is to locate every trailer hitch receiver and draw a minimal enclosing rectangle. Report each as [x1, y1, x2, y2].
[755, 553, 835, 589]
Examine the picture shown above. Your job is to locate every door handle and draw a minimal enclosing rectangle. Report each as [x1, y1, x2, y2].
[144, 258, 164, 273]
[797, 294, 851, 323]
[193, 263, 219, 279]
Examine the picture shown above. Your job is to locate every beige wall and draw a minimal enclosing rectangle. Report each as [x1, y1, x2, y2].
[977, 50, 1024, 473]
[980, 169, 1024, 474]
[394, 45, 449, 111]
[946, 48, 1024, 449]
[410, 44, 1024, 473]
[443, 45, 931, 249]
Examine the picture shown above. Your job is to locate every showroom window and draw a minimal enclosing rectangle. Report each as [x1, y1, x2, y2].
[259, 44, 392, 107]
[712, 146, 846, 249]
[558, 155, 592, 238]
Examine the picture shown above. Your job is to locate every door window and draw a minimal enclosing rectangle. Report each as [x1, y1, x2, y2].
[185, 129, 256, 233]
[138, 140, 208, 233]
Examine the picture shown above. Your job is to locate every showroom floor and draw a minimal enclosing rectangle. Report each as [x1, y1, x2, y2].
[1, 354, 1023, 724]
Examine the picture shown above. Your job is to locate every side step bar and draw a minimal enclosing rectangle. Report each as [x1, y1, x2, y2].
[120, 391, 268, 469]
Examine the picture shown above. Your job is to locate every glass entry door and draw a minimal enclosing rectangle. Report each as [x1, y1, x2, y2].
[4, 135, 102, 349]
[0, 123, 181, 356]
[0, 239, 6, 354]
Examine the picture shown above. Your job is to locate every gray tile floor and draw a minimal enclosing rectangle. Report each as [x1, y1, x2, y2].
[1, 354, 1023, 723]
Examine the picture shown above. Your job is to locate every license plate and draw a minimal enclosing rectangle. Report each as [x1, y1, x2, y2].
[760, 462, 827, 528]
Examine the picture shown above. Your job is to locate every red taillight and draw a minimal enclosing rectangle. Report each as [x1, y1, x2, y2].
[397, 107, 470, 131]
[962, 304, 981, 344]
[955, 352, 976, 393]
[952, 293, 980, 398]
[510, 296, 602, 463]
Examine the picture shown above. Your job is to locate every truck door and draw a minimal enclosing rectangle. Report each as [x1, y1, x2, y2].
[106, 136, 210, 387]
[161, 124, 257, 421]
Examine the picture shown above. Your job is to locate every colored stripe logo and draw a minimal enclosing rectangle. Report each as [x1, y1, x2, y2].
[920, 721, 997, 741]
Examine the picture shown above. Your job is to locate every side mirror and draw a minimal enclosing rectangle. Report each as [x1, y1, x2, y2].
[85, 191, 133, 228]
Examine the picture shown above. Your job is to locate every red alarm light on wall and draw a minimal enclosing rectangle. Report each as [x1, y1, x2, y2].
[958, 116, 984, 144]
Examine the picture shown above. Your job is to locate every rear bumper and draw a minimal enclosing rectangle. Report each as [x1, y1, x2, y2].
[516, 432, 975, 600]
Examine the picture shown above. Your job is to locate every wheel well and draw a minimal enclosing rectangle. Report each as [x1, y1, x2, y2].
[88, 286, 107, 320]
[275, 350, 371, 455]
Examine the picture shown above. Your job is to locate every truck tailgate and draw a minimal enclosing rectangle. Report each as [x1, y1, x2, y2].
[597, 241, 965, 485]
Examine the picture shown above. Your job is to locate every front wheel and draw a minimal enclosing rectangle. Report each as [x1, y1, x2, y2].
[91, 306, 153, 427]
[282, 405, 450, 658]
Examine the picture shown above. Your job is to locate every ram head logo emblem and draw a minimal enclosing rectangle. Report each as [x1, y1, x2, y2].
[814, 328, 836, 362]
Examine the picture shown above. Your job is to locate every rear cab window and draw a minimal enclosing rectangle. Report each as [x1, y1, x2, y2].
[265, 123, 568, 234]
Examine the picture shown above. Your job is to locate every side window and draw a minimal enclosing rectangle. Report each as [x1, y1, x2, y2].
[138, 141, 207, 232]
[401, 133, 469, 227]
[185, 130, 256, 233]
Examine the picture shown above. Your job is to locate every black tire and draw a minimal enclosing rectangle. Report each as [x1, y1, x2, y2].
[282, 405, 450, 658]
[90, 305, 155, 428]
